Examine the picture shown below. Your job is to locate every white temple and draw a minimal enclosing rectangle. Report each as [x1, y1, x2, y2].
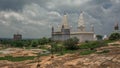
[51, 11, 95, 42]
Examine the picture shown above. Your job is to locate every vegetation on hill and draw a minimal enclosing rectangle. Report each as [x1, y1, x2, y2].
[96, 35, 103, 40]
[48, 37, 111, 55]
[0, 32, 119, 63]
[0, 32, 119, 56]
[63, 37, 79, 50]
[0, 37, 52, 48]
[109, 32, 120, 40]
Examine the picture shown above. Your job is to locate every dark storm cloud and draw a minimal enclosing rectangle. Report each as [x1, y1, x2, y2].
[0, 0, 28, 11]
[0, 0, 50, 11]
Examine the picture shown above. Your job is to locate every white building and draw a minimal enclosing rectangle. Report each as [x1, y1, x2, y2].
[51, 12, 95, 42]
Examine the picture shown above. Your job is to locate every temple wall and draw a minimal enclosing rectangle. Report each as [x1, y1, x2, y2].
[70, 33, 94, 42]
[52, 34, 70, 41]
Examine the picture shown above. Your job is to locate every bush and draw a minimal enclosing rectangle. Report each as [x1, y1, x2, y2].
[109, 32, 120, 40]
[11, 40, 25, 47]
[31, 40, 39, 47]
[38, 37, 52, 45]
[96, 35, 103, 40]
[49, 42, 65, 54]
[63, 37, 79, 50]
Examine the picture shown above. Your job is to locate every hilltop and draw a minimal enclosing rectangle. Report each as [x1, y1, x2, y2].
[0, 41, 119, 68]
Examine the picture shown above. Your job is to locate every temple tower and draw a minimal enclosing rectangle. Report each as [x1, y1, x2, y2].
[91, 24, 94, 32]
[61, 13, 69, 29]
[60, 13, 70, 34]
[77, 11, 86, 32]
[61, 13, 70, 41]
[13, 32, 22, 40]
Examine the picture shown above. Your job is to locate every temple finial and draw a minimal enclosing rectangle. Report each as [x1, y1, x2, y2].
[114, 20, 119, 30]
[78, 11, 85, 32]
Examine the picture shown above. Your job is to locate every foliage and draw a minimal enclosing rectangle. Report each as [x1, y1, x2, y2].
[38, 37, 52, 45]
[49, 42, 64, 54]
[0, 37, 53, 48]
[96, 35, 103, 40]
[63, 37, 79, 50]
[31, 40, 39, 47]
[103, 40, 114, 44]
[0, 56, 35, 62]
[11, 40, 24, 47]
[0, 40, 31, 47]
[109, 32, 120, 40]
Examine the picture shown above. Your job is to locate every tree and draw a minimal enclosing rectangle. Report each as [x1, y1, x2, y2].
[63, 37, 79, 50]
[49, 42, 57, 58]
[109, 32, 120, 40]
[38, 37, 51, 45]
[31, 40, 39, 47]
[11, 40, 24, 47]
[96, 35, 103, 40]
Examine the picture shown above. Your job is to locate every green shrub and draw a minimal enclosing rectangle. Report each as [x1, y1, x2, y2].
[63, 37, 79, 50]
[109, 32, 120, 40]
[31, 40, 39, 47]
[96, 35, 103, 40]
[38, 37, 52, 45]
[104, 40, 114, 44]
[11, 40, 26, 47]
[79, 43, 90, 49]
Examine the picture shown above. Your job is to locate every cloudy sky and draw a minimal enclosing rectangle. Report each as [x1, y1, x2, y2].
[0, 0, 120, 38]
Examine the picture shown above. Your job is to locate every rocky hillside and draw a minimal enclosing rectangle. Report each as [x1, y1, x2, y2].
[39, 44, 120, 68]
[0, 41, 120, 68]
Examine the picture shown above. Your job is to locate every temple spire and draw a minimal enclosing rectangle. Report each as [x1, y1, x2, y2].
[114, 20, 119, 31]
[78, 11, 85, 32]
[61, 13, 69, 29]
[90, 23, 94, 32]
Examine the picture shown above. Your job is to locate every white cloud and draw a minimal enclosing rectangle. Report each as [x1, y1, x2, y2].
[111, 0, 120, 3]
[48, 11, 61, 17]
[0, 3, 62, 38]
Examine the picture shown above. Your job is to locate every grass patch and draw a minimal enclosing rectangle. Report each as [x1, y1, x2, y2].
[62, 50, 77, 54]
[39, 54, 50, 56]
[80, 50, 96, 55]
[79, 41, 107, 50]
[104, 40, 115, 44]
[111, 44, 120, 46]
[97, 50, 110, 54]
[0, 56, 35, 62]
[56, 50, 77, 56]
